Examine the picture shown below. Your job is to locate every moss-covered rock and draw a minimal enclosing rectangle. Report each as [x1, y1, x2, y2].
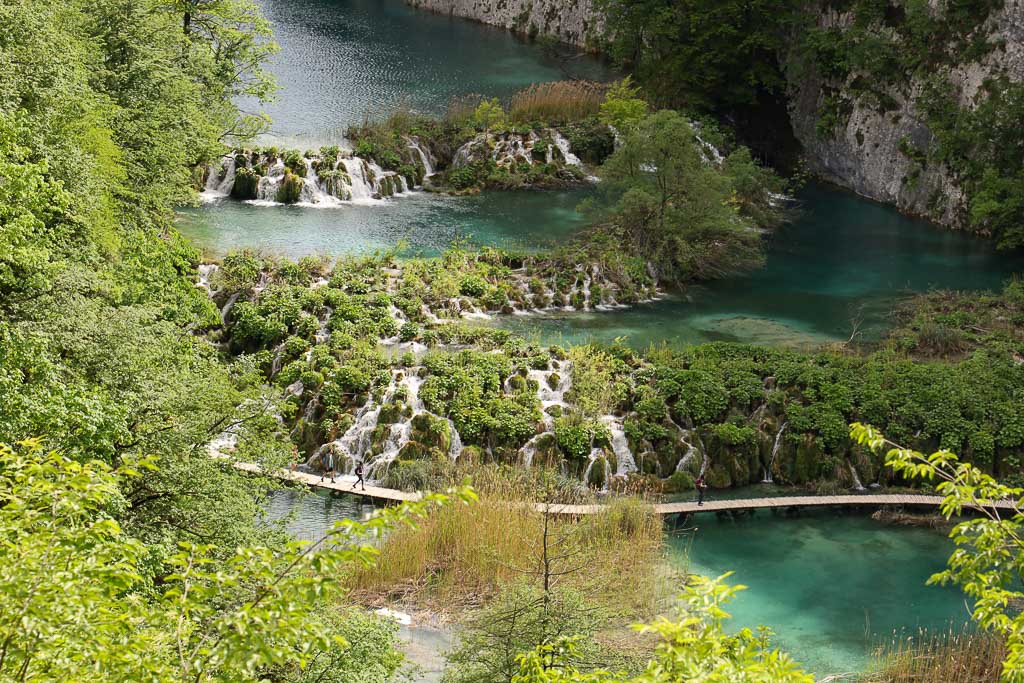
[276, 170, 304, 203]
[410, 413, 451, 454]
[232, 167, 260, 200]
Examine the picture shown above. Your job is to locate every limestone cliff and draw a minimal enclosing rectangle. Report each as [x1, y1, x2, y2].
[405, 0, 601, 47]
[785, 1, 1024, 227]
[407, 0, 1024, 230]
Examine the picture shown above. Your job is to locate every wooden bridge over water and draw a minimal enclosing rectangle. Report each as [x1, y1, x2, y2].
[235, 462, 1016, 515]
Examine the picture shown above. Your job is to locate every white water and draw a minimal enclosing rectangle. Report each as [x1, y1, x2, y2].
[601, 415, 636, 476]
[405, 136, 436, 179]
[552, 131, 582, 166]
[200, 156, 236, 201]
[848, 461, 866, 491]
[202, 149, 417, 207]
[762, 422, 788, 484]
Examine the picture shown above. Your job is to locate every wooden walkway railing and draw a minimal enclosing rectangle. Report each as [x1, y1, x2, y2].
[235, 462, 1016, 515]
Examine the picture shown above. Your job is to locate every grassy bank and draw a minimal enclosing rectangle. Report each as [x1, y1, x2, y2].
[349, 482, 666, 619]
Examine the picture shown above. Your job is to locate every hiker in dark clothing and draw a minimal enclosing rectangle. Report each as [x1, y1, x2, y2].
[352, 461, 366, 491]
[320, 448, 335, 483]
[695, 473, 707, 506]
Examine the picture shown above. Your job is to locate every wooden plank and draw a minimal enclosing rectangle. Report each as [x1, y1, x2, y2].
[232, 461, 1015, 514]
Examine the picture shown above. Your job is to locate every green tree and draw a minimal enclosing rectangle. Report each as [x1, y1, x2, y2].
[592, 111, 765, 282]
[851, 423, 1024, 682]
[510, 574, 812, 683]
[0, 438, 473, 682]
[598, 77, 649, 134]
[474, 98, 507, 133]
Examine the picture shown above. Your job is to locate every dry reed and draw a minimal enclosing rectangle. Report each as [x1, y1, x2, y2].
[349, 479, 665, 618]
[508, 81, 605, 124]
[861, 627, 1005, 683]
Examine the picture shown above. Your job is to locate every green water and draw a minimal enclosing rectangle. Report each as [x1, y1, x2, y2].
[178, 188, 589, 258]
[673, 510, 968, 677]
[268, 489, 966, 676]
[242, 0, 613, 146]
[495, 185, 1024, 349]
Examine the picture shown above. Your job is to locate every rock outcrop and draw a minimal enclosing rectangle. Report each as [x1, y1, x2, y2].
[408, 0, 1024, 229]
[405, 0, 601, 47]
[785, 1, 1024, 227]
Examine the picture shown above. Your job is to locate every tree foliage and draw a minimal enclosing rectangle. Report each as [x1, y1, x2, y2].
[510, 574, 812, 683]
[851, 423, 1024, 682]
[0, 438, 472, 682]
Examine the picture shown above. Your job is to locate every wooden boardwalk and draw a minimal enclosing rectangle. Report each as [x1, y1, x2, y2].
[233, 462, 1016, 515]
[232, 462, 422, 503]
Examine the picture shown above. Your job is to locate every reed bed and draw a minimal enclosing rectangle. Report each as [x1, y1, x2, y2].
[508, 81, 606, 125]
[445, 93, 486, 127]
[862, 627, 1005, 683]
[349, 478, 665, 618]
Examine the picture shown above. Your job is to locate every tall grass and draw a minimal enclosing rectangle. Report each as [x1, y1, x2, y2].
[444, 81, 606, 130]
[445, 93, 485, 127]
[349, 480, 665, 618]
[862, 627, 1005, 683]
[509, 81, 606, 125]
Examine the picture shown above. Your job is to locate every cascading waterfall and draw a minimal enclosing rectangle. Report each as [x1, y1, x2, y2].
[405, 136, 435, 179]
[762, 421, 788, 484]
[848, 461, 866, 491]
[518, 362, 573, 467]
[601, 415, 637, 476]
[552, 131, 582, 167]
[447, 420, 463, 460]
[197, 263, 219, 292]
[203, 148, 416, 207]
[201, 156, 236, 201]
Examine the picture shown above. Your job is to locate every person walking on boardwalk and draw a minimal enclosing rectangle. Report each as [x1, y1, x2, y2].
[695, 473, 707, 506]
[352, 460, 366, 491]
[320, 447, 335, 483]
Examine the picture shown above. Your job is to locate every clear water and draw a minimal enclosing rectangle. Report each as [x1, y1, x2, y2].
[672, 509, 968, 678]
[494, 185, 1024, 349]
[242, 0, 613, 146]
[178, 188, 590, 258]
[268, 488, 967, 676]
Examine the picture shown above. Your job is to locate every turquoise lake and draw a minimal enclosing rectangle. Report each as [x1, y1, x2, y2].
[271, 488, 969, 678]
[196, 0, 1021, 675]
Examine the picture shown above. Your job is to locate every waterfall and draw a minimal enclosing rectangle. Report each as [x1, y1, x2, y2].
[520, 434, 541, 467]
[848, 461, 866, 491]
[405, 136, 435, 179]
[691, 122, 724, 166]
[601, 415, 636, 476]
[447, 419, 463, 460]
[200, 155, 236, 201]
[676, 436, 699, 473]
[197, 263, 218, 292]
[340, 157, 377, 203]
[762, 421, 788, 484]
[270, 347, 284, 376]
[552, 131, 582, 167]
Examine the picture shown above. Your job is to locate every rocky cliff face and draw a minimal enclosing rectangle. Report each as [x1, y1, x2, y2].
[786, 1, 1024, 227]
[408, 0, 1023, 229]
[405, 0, 601, 47]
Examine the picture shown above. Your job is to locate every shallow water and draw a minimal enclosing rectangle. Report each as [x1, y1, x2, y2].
[494, 185, 1024, 349]
[268, 488, 967, 676]
[178, 188, 590, 258]
[242, 0, 613, 146]
[672, 509, 968, 677]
